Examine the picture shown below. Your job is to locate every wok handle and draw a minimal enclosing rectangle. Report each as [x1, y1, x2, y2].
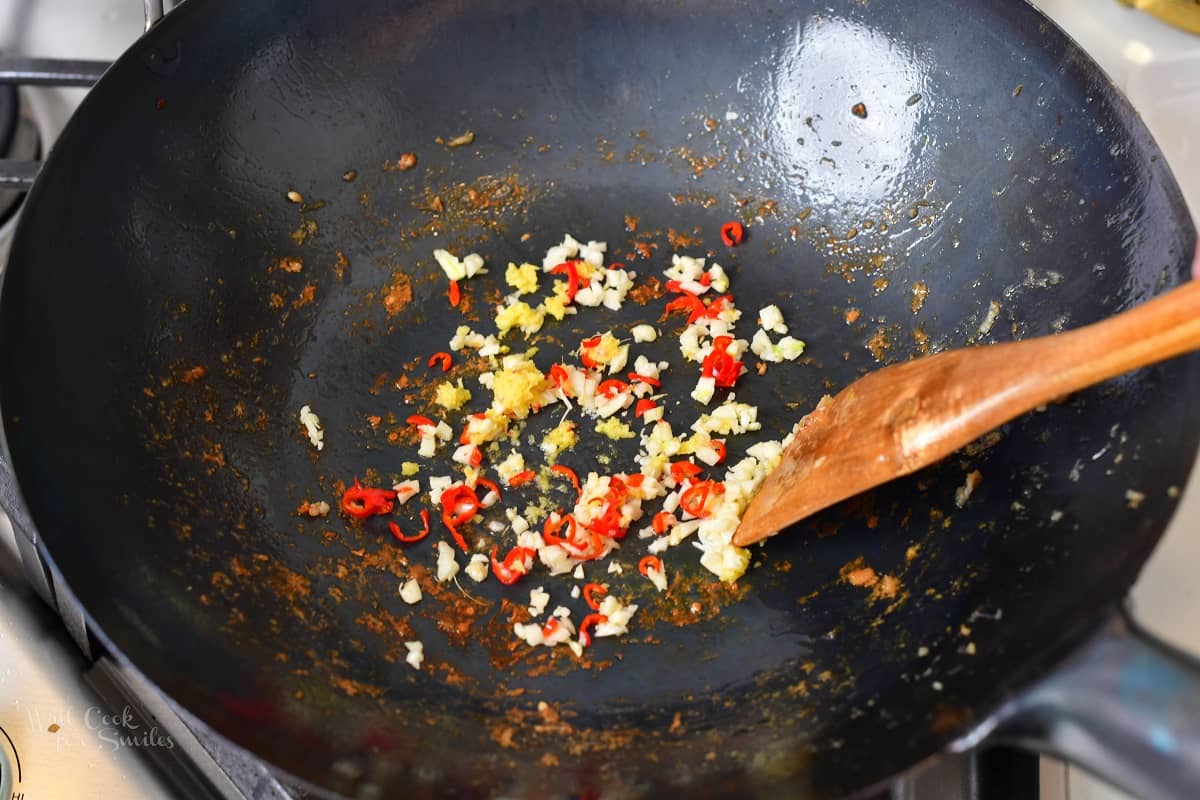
[983, 608, 1200, 799]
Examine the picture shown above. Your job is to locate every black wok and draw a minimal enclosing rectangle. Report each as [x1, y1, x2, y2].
[1, 0, 1199, 797]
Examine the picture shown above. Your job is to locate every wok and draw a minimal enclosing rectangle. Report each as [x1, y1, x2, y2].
[1, 0, 1198, 797]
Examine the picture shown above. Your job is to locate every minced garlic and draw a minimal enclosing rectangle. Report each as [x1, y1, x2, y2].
[506, 262, 540, 294]
[434, 379, 472, 411]
[541, 420, 578, 459]
[595, 418, 635, 440]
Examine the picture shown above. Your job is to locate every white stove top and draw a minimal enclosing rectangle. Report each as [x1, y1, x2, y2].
[0, 2, 1195, 799]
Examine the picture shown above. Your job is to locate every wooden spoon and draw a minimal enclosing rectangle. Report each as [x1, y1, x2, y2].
[732, 280, 1200, 547]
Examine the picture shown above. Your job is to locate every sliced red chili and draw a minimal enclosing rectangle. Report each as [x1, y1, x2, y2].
[427, 352, 452, 372]
[542, 513, 578, 548]
[550, 464, 581, 496]
[508, 470, 536, 488]
[542, 617, 562, 638]
[638, 556, 664, 577]
[720, 221, 745, 247]
[712, 440, 727, 464]
[406, 414, 435, 428]
[627, 372, 661, 388]
[549, 364, 571, 391]
[341, 479, 398, 520]
[680, 480, 725, 519]
[476, 477, 501, 500]
[550, 260, 580, 303]
[635, 398, 657, 419]
[597, 379, 629, 399]
[702, 295, 734, 320]
[665, 294, 704, 321]
[441, 485, 481, 527]
[445, 524, 468, 553]
[582, 583, 607, 610]
[579, 337, 603, 369]
[652, 511, 676, 534]
[448, 279, 461, 307]
[491, 545, 535, 585]
[388, 509, 431, 544]
[468, 446, 483, 467]
[625, 473, 645, 488]
[669, 461, 702, 484]
[700, 335, 743, 388]
[579, 613, 608, 647]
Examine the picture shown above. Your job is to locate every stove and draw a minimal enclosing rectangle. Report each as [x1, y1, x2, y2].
[0, 1, 1195, 799]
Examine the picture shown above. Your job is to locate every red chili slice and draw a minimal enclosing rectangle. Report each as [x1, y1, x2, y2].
[445, 524, 468, 553]
[550, 464, 581, 496]
[665, 294, 704, 321]
[583, 582, 607, 611]
[669, 461, 702, 484]
[549, 364, 571, 391]
[542, 513, 578, 548]
[720, 221, 745, 247]
[448, 279, 461, 307]
[680, 480, 725, 519]
[638, 556, 664, 576]
[627, 373, 661, 388]
[712, 440, 727, 464]
[550, 261, 580, 303]
[579, 613, 608, 647]
[427, 352, 452, 372]
[635, 399, 657, 418]
[491, 545, 535, 585]
[341, 479, 398, 520]
[508, 470, 536, 487]
[388, 509, 431, 543]
[406, 414, 435, 428]
[542, 617, 562, 638]
[441, 485, 481, 527]
[652, 511, 676, 534]
[598, 379, 629, 399]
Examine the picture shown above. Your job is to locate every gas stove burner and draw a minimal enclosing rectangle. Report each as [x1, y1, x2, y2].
[0, 78, 39, 225]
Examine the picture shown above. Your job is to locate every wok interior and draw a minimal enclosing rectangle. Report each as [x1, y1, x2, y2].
[1, 0, 1197, 797]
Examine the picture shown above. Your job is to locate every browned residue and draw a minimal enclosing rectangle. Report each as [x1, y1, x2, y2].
[844, 308, 860, 324]
[294, 283, 317, 308]
[397, 152, 417, 171]
[329, 675, 385, 698]
[624, 215, 639, 232]
[911, 282, 929, 313]
[627, 275, 664, 305]
[867, 327, 892, 361]
[180, 366, 207, 384]
[912, 325, 931, 355]
[703, 117, 719, 131]
[872, 574, 901, 600]
[382, 272, 413, 316]
[277, 256, 303, 273]
[667, 227, 701, 249]
[630, 239, 658, 261]
[844, 566, 878, 588]
[676, 146, 722, 178]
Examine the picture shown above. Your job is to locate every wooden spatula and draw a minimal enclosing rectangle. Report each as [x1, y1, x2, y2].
[732, 280, 1200, 547]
